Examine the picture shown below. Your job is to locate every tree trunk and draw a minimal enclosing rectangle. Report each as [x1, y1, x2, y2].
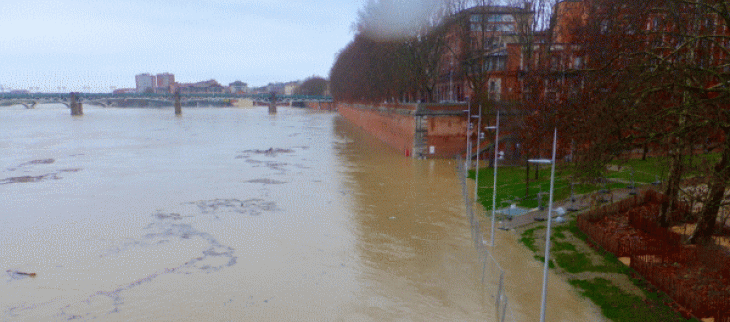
[689, 131, 730, 244]
[642, 142, 649, 161]
[660, 150, 683, 227]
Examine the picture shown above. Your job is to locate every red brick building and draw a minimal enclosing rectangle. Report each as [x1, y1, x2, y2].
[435, 5, 534, 103]
[339, 0, 730, 159]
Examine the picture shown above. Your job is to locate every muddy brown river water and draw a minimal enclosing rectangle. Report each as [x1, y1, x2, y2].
[1, 105, 602, 321]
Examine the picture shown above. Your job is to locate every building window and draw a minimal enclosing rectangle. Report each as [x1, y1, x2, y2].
[484, 38, 502, 50]
[600, 20, 610, 34]
[574, 57, 583, 69]
[488, 79, 501, 101]
[484, 56, 506, 71]
[626, 23, 636, 35]
[551, 56, 561, 70]
[487, 14, 514, 23]
[498, 24, 515, 33]
[470, 14, 482, 31]
[497, 56, 506, 70]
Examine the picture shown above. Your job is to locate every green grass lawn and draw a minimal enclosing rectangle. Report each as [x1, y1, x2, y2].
[606, 157, 668, 184]
[519, 221, 700, 322]
[482, 155, 720, 321]
[606, 153, 720, 184]
[467, 154, 720, 212]
[467, 165, 625, 210]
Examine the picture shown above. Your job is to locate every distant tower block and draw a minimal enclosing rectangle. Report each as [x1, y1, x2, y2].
[70, 92, 83, 116]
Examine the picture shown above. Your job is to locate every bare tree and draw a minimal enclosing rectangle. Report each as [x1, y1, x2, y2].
[556, 0, 730, 243]
[330, 0, 450, 103]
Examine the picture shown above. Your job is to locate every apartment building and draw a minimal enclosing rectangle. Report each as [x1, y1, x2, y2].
[135, 73, 156, 93]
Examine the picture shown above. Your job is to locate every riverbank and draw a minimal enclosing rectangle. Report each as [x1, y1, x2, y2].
[509, 189, 701, 322]
[465, 158, 707, 321]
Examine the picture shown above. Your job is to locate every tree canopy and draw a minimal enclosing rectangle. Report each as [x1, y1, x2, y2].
[295, 76, 328, 96]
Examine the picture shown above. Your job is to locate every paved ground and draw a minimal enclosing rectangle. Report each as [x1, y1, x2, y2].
[501, 187, 649, 230]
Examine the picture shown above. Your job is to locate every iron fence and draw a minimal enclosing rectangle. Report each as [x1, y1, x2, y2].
[577, 190, 730, 320]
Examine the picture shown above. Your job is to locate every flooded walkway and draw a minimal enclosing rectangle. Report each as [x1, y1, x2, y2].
[457, 161, 605, 322]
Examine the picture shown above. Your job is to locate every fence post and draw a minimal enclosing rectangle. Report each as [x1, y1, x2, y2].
[501, 296, 509, 322]
[496, 271, 504, 321]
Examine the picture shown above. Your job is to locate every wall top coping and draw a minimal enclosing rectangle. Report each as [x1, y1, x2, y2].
[343, 102, 526, 116]
[346, 102, 469, 116]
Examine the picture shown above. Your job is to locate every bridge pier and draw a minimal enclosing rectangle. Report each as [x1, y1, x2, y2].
[268, 92, 277, 114]
[70, 92, 83, 115]
[174, 90, 182, 115]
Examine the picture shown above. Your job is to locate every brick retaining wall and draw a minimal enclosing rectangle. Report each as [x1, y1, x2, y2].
[337, 103, 417, 156]
[336, 102, 469, 158]
[306, 101, 334, 110]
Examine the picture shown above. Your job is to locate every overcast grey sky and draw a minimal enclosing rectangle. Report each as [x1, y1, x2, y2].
[1, 0, 363, 92]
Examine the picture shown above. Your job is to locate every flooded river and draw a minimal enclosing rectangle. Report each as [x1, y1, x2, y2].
[1, 105, 600, 321]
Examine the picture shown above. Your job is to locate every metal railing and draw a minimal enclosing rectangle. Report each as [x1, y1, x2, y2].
[457, 157, 517, 322]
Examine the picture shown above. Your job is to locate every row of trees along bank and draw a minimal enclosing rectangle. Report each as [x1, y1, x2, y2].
[554, 0, 730, 245]
[329, 0, 553, 105]
[330, 0, 730, 245]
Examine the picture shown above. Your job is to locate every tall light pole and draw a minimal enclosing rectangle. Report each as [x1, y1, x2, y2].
[531, 128, 557, 322]
[464, 100, 471, 172]
[473, 105, 483, 208]
[486, 110, 500, 246]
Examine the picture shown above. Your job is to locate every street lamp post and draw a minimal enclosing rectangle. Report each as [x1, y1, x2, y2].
[464, 100, 471, 172]
[529, 128, 557, 322]
[485, 110, 500, 246]
[472, 105, 483, 208]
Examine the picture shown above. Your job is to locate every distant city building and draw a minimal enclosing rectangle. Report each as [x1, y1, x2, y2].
[267, 83, 286, 95]
[135, 73, 156, 93]
[177, 79, 225, 94]
[229, 81, 248, 94]
[156, 73, 175, 93]
[284, 82, 300, 96]
[250, 86, 267, 94]
[113, 88, 136, 95]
